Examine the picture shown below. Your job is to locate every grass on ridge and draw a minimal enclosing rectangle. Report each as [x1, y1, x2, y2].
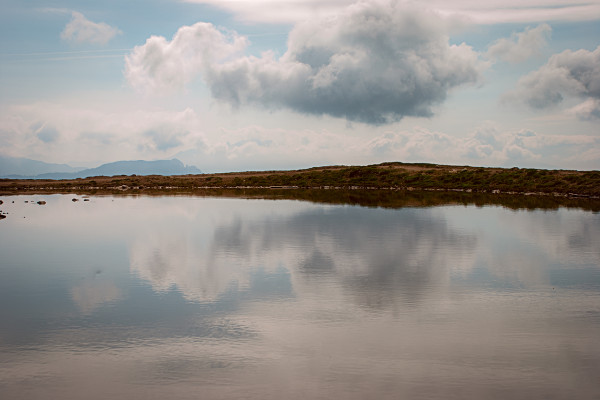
[1, 162, 599, 197]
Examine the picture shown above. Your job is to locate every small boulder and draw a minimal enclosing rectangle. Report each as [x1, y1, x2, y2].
[37, 201, 46, 205]
[72, 198, 79, 202]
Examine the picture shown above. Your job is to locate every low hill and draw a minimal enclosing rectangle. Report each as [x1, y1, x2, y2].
[1, 162, 598, 198]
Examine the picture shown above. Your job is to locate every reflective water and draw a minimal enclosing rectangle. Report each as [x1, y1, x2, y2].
[0, 194, 599, 399]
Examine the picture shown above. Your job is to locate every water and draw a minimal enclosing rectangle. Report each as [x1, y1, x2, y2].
[1, 194, 599, 399]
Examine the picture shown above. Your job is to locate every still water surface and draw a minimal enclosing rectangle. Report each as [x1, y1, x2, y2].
[1, 194, 599, 399]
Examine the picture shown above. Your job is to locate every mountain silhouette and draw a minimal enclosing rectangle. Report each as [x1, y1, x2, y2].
[1, 158, 201, 179]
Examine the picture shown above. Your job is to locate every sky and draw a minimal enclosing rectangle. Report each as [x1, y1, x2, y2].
[1, 0, 599, 172]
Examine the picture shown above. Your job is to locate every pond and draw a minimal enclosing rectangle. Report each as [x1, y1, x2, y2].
[1, 193, 599, 399]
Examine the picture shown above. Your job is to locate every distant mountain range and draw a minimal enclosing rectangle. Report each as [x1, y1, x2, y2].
[0, 156, 82, 177]
[0, 156, 202, 179]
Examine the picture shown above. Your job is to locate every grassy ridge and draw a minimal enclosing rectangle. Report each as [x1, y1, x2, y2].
[1, 162, 599, 197]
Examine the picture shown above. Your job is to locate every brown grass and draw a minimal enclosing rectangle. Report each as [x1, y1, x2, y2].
[1, 162, 598, 198]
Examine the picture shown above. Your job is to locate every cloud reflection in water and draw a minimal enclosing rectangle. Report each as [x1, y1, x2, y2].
[129, 205, 479, 309]
[1, 195, 599, 400]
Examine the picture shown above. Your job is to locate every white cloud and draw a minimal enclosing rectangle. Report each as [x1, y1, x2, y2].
[126, 2, 483, 124]
[367, 129, 455, 160]
[184, 0, 600, 24]
[125, 23, 248, 93]
[567, 98, 600, 120]
[487, 24, 551, 63]
[61, 11, 121, 45]
[507, 46, 600, 119]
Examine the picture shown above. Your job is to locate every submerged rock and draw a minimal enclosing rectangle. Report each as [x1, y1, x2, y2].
[72, 198, 79, 202]
[0, 214, 6, 220]
[37, 201, 46, 205]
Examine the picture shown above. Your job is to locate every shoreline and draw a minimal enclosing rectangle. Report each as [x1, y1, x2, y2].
[1, 187, 599, 213]
[1, 162, 599, 198]
[0, 185, 598, 200]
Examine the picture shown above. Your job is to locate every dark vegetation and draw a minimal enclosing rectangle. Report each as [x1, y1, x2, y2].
[1, 162, 599, 198]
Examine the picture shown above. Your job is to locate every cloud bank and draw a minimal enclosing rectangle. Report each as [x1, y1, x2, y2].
[126, 2, 482, 124]
[508, 46, 600, 119]
[366, 125, 600, 169]
[61, 11, 121, 45]
[0, 103, 206, 165]
[3, 102, 598, 170]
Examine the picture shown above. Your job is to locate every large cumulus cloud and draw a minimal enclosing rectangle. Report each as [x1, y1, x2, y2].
[507, 45, 600, 119]
[125, 2, 481, 124]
